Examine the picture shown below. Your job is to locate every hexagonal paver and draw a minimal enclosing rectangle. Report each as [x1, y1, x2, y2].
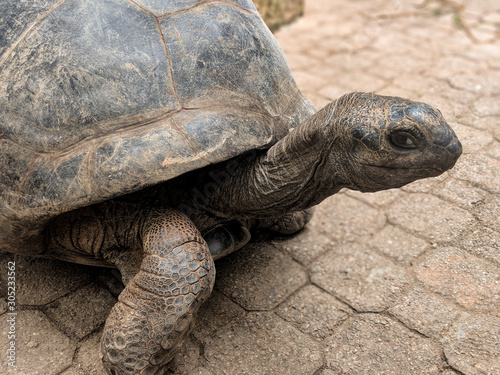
[459, 224, 500, 266]
[387, 194, 474, 243]
[73, 333, 106, 375]
[474, 95, 500, 116]
[388, 287, 462, 339]
[201, 312, 322, 375]
[308, 194, 386, 243]
[60, 367, 87, 375]
[415, 248, 500, 315]
[401, 173, 449, 194]
[475, 194, 500, 232]
[44, 282, 116, 339]
[443, 313, 500, 375]
[0, 255, 95, 306]
[214, 243, 307, 310]
[449, 122, 494, 155]
[370, 224, 430, 265]
[326, 314, 444, 374]
[345, 188, 402, 208]
[182, 367, 215, 375]
[192, 290, 247, 338]
[453, 154, 500, 193]
[433, 178, 489, 209]
[273, 226, 335, 265]
[310, 243, 409, 312]
[165, 336, 203, 375]
[276, 285, 352, 339]
[0, 310, 75, 374]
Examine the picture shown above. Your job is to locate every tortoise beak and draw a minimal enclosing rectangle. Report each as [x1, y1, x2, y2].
[432, 127, 462, 172]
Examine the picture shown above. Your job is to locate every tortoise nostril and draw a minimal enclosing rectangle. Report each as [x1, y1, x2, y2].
[447, 138, 463, 156]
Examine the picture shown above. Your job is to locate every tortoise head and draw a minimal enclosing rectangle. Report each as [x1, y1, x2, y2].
[323, 92, 462, 192]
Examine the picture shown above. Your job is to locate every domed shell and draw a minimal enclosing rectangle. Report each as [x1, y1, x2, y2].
[0, 0, 315, 254]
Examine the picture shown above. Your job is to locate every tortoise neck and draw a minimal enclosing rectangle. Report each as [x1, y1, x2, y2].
[207, 101, 349, 218]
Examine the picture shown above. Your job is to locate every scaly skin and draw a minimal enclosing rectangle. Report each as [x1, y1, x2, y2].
[100, 209, 215, 374]
[45, 92, 462, 374]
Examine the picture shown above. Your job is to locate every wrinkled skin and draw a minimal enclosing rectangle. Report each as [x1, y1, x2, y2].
[45, 92, 462, 374]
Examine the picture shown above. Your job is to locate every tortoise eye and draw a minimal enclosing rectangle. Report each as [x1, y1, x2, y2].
[390, 131, 418, 149]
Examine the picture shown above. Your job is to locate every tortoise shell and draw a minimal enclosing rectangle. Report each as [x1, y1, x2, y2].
[0, 0, 315, 254]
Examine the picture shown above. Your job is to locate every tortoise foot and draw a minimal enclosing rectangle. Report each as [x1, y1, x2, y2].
[257, 208, 315, 234]
[204, 222, 251, 260]
[101, 210, 215, 374]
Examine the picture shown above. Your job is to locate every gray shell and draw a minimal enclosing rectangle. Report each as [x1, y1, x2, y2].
[0, 0, 315, 254]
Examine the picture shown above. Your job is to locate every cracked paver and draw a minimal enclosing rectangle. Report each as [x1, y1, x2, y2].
[1, 0, 499, 374]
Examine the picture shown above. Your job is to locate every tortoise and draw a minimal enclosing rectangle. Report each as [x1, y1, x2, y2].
[0, 0, 462, 373]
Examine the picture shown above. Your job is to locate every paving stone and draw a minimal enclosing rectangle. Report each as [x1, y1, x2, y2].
[459, 224, 500, 266]
[320, 49, 375, 72]
[59, 366, 87, 375]
[432, 56, 486, 83]
[345, 189, 402, 208]
[166, 336, 203, 375]
[185, 367, 215, 375]
[415, 248, 500, 315]
[442, 80, 478, 107]
[0, 298, 7, 314]
[401, 173, 449, 193]
[318, 84, 352, 103]
[388, 287, 462, 339]
[448, 122, 494, 155]
[330, 71, 388, 93]
[447, 70, 495, 95]
[311, 194, 387, 244]
[311, 243, 409, 312]
[293, 70, 331, 92]
[454, 154, 500, 193]
[387, 193, 474, 243]
[0, 310, 75, 374]
[391, 75, 450, 101]
[326, 314, 444, 374]
[74, 333, 106, 375]
[315, 370, 337, 375]
[0, 256, 95, 306]
[487, 139, 500, 160]
[44, 283, 116, 340]
[474, 194, 500, 232]
[272, 226, 335, 265]
[276, 285, 352, 339]
[305, 92, 333, 109]
[474, 95, 500, 116]
[201, 312, 323, 375]
[377, 85, 419, 101]
[443, 313, 500, 375]
[191, 290, 246, 343]
[433, 178, 489, 209]
[214, 243, 307, 310]
[370, 224, 430, 265]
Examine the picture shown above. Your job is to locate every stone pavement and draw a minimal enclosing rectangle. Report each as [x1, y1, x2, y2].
[1, 0, 499, 374]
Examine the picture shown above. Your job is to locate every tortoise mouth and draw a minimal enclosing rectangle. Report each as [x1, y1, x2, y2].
[361, 163, 445, 177]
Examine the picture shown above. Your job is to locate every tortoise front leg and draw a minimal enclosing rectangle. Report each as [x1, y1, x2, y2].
[101, 209, 215, 374]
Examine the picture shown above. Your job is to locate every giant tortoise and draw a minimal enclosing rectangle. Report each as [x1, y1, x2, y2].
[0, 0, 462, 373]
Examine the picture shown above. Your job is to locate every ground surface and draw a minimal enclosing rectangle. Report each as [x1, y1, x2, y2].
[1, 0, 499, 374]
